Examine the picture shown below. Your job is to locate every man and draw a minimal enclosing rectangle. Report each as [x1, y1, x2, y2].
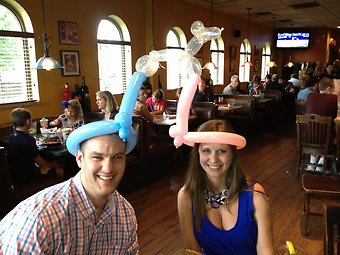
[193, 77, 209, 102]
[306, 77, 337, 118]
[222, 75, 239, 95]
[7, 108, 63, 184]
[0, 122, 138, 254]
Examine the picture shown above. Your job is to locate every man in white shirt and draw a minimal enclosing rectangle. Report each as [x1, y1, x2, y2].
[288, 73, 303, 89]
[222, 75, 239, 95]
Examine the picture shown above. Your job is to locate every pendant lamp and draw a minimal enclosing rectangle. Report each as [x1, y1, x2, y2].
[285, 55, 294, 67]
[35, 0, 63, 70]
[267, 17, 277, 68]
[203, 0, 217, 72]
[241, 8, 253, 67]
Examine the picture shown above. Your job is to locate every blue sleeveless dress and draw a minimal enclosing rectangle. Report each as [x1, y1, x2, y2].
[193, 190, 258, 255]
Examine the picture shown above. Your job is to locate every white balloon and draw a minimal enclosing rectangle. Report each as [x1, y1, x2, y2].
[185, 36, 203, 56]
[191, 21, 204, 36]
[135, 55, 159, 77]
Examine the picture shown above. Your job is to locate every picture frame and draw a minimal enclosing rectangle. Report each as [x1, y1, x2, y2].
[254, 60, 259, 72]
[58, 21, 79, 45]
[60, 50, 80, 76]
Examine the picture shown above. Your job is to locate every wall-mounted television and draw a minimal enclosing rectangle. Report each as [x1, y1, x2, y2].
[276, 32, 310, 49]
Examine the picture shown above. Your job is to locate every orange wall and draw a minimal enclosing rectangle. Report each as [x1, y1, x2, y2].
[0, 0, 328, 124]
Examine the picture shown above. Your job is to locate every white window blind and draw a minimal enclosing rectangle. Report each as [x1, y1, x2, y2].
[0, 3, 39, 105]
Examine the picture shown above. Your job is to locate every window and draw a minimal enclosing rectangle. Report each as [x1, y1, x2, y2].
[166, 27, 186, 90]
[0, 2, 39, 105]
[261, 43, 271, 79]
[97, 16, 132, 95]
[239, 39, 251, 82]
[210, 38, 224, 85]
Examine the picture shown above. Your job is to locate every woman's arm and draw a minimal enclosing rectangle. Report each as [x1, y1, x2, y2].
[253, 183, 274, 255]
[178, 186, 202, 253]
[49, 117, 61, 127]
[140, 105, 154, 123]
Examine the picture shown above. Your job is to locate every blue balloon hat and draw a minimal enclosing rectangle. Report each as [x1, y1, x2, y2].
[66, 71, 146, 156]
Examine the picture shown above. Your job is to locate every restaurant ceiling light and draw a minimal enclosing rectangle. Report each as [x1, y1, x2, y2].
[267, 16, 277, 68]
[35, 0, 63, 70]
[203, 0, 218, 72]
[285, 55, 294, 68]
[241, 7, 253, 68]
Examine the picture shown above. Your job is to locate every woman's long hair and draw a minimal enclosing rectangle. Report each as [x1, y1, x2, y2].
[96, 90, 118, 114]
[183, 119, 247, 230]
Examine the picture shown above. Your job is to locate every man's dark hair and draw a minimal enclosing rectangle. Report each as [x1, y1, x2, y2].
[10, 108, 32, 128]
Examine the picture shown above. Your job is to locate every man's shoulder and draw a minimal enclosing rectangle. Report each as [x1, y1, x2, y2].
[113, 191, 136, 216]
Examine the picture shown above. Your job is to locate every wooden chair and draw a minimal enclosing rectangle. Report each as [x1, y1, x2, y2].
[323, 203, 340, 255]
[302, 174, 340, 236]
[0, 147, 15, 219]
[296, 114, 332, 178]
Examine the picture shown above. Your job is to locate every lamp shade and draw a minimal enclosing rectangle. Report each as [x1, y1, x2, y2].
[241, 60, 253, 67]
[203, 61, 217, 72]
[267, 61, 277, 67]
[35, 56, 63, 70]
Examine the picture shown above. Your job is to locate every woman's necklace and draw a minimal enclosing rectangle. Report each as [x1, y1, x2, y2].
[204, 187, 229, 209]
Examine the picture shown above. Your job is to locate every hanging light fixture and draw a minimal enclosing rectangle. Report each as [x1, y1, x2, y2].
[285, 55, 294, 67]
[241, 8, 253, 67]
[203, 0, 217, 72]
[267, 16, 277, 68]
[35, 0, 63, 70]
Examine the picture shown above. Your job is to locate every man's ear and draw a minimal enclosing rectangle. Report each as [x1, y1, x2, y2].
[75, 150, 83, 169]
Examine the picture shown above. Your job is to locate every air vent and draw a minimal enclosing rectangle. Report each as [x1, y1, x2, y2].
[253, 11, 272, 16]
[290, 2, 320, 9]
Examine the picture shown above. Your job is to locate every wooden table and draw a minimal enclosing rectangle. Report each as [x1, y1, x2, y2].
[217, 104, 244, 118]
[153, 115, 197, 126]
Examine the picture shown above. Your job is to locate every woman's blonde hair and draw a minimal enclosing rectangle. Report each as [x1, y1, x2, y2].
[184, 119, 247, 230]
[68, 99, 83, 119]
[96, 90, 118, 113]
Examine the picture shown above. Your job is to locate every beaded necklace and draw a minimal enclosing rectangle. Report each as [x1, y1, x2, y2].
[204, 188, 229, 209]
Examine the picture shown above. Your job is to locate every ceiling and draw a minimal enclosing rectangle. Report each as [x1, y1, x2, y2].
[182, 0, 340, 29]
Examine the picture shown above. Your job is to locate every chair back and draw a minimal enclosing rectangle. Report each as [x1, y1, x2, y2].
[264, 89, 282, 105]
[165, 99, 177, 114]
[323, 203, 340, 255]
[192, 101, 217, 125]
[296, 114, 332, 150]
[296, 114, 332, 177]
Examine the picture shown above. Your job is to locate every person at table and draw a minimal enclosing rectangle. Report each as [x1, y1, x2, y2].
[50, 99, 84, 130]
[96, 90, 119, 120]
[7, 108, 64, 185]
[0, 123, 138, 254]
[177, 119, 274, 255]
[265, 73, 280, 91]
[134, 85, 154, 122]
[248, 75, 263, 95]
[288, 73, 303, 89]
[262, 74, 272, 90]
[319, 61, 334, 79]
[146, 89, 166, 115]
[306, 77, 337, 119]
[222, 75, 239, 95]
[193, 77, 209, 102]
[297, 75, 319, 102]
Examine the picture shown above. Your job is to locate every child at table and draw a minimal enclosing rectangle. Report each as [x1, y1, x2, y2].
[7, 108, 63, 184]
[146, 89, 166, 115]
[50, 99, 84, 130]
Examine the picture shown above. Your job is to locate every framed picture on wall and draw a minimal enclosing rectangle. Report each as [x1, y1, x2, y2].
[58, 21, 79, 45]
[61, 50, 80, 76]
[230, 45, 237, 59]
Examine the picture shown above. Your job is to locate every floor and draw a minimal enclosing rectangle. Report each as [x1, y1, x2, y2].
[125, 120, 328, 254]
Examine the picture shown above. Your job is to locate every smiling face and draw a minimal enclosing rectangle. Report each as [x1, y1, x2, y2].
[138, 89, 147, 103]
[198, 143, 233, 184]
[76, 134, 126, 205]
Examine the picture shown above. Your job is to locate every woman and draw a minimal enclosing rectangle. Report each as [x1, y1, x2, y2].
[95, 90, 119, 120]
[248, 75, 263, 95]
[146, 89, 166, 115]
[177, 120, 274, 255]
[50, 99, 84, 130]
[133, 86, 154, 123]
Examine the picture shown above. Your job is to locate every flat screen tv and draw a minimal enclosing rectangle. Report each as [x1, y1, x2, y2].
[276, 32, 310, 49]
